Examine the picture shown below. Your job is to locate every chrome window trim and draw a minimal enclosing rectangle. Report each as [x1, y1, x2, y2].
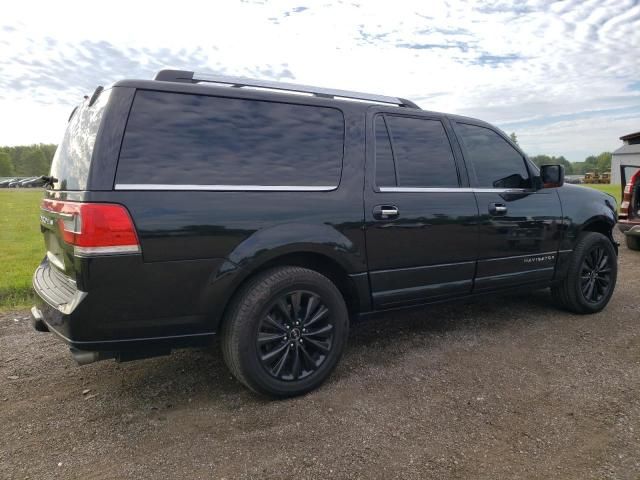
[114, 184, 337, 192]
[378, 187, 529, 194]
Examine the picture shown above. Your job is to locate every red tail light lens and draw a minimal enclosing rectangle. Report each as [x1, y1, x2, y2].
[41, 199, 140, 256]
[620, 171, 640, 220]
[627, 170, 640, 190]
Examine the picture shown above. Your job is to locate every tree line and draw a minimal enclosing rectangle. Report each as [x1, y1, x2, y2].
[509, 133, 611, 176]
[0, 144, 57, 177]
[0, 138, 614, 178]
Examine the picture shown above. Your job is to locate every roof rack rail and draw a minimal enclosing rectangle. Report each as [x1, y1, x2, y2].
[154, 69, 420, 109]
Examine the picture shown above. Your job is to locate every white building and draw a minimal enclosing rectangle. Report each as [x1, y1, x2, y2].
[611, 131, 640, 184]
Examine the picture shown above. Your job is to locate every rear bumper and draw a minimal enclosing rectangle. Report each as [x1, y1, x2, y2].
[30, 301, 214, 353]
[31, 258, 217, 351]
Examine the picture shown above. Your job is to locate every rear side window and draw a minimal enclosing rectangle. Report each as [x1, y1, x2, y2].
[383, 116, 459, 188]
[116, 91, 344, 188]
[50, 89, 112, 190]
[374, 116, 396, 187]
[456, 123, 530, 189]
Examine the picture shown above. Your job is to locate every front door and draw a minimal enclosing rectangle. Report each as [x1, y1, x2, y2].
[452, 121, 563, 291]
[364, 112, 479, 308]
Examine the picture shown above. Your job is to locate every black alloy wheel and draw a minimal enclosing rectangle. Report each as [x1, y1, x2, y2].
[551, 231, 617, 314]
[257, 290, 334, 381]
[221, 266, 348, 397]
[580, 245, 613, 303]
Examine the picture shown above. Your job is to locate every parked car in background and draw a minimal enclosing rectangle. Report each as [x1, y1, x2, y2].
[5, 176, 45, 188]
[20, 176, 47, 188]
[565, 175, 584, 184]
[0, 177, 19, 187]
[7, 177, 30, 187]
[15, 177, 37, 188]
[619, 165, 640, 250]
[31, 70, 619, 397]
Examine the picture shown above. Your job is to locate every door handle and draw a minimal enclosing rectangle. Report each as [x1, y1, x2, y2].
[373, 205, 399, 220]
[489, 203, 507, 215]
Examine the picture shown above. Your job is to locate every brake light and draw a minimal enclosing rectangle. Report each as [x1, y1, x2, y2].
[41, 199, 140, 256]
[620, 170, 640, 220]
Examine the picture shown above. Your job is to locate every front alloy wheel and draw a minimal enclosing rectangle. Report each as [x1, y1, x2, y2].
[580, 245, 613, 303]
[551, 231, 617, 314]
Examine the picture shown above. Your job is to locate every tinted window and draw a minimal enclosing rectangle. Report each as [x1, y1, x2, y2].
[117, 91, 344, 187]
[385, 116, 459, 188]
[375, 116, 396, 187]
[50, 89, 111, 190]
[456, 123, 530, 189]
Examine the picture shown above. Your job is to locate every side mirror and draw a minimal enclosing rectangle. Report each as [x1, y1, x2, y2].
[540, 164, 564, 188]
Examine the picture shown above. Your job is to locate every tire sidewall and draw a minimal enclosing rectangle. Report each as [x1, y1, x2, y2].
[570, 233, 617, 313]
[235, 271, 348, 397]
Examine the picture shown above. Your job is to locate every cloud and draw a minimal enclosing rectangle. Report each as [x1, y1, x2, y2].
[0, 33, 295, 104]
[0, 0, 638, 161]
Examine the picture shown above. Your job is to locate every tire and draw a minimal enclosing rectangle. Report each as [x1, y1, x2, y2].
[551, 232, 617, 314]
[221, 266, 349, 397]
[626, 235, 640, 251]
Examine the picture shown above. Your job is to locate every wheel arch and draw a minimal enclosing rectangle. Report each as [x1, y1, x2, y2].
[579, 216, 617, 253]
[214, 249, 369, 334]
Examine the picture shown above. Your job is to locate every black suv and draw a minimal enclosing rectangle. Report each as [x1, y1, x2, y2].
[32, 70, 618, 397]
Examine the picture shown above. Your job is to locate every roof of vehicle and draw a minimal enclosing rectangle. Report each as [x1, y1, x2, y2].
[113, 70, 422, 111]
[112, 70, 496, 131]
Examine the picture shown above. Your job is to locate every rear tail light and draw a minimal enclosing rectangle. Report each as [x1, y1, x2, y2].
[41, 199, 140, 256]
[620, 170, 640, 220]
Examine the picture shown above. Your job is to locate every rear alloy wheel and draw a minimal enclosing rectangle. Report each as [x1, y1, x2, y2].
[221, 266, 348, 397]
[552, 232, 617, 314]
[257, 290, 335, 382]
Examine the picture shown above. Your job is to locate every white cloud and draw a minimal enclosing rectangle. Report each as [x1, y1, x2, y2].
[0, 0, 638, 161]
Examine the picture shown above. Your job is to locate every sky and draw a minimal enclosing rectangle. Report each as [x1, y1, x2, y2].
[0, 0, 639, 162]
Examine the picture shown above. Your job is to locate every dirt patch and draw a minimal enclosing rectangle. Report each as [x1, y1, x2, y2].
[2, 232, 640, 479]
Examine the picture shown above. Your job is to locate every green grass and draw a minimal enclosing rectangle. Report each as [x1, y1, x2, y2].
[582, 183, 622, 203]
[0, 189, 44, 310]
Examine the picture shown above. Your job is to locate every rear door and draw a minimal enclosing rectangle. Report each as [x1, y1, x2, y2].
[451, 121, 563, 291]
[364, 111, 479, 308]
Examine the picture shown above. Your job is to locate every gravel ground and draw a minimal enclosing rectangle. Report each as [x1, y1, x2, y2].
[1, 231, 639, 480]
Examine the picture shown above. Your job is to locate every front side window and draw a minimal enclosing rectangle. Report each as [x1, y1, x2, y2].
[384, 116, 459, 188]
[117, 91, 345, 187]
[456, 123, 530, 189]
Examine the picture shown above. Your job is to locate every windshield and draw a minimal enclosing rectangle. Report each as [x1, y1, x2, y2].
[49, 89, 111, 190]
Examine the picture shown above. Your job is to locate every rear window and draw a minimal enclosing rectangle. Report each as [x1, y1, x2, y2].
[116, 91, 345, 188]
[50, 89, 111, 190]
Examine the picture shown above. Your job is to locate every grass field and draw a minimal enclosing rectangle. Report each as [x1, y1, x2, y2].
[0, 189, 43, 310]
[0, 183, 625, 310]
